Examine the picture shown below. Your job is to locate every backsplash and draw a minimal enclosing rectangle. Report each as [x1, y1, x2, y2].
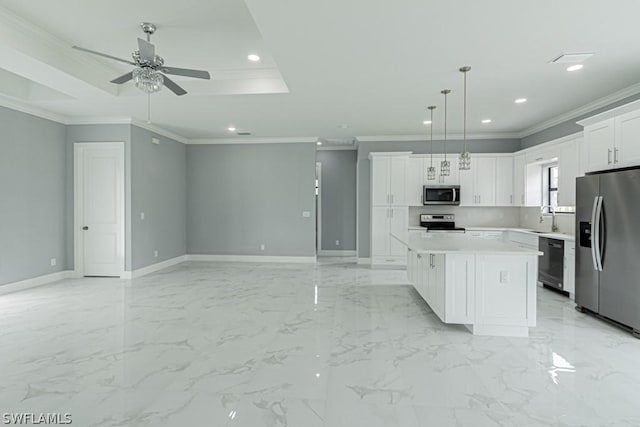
[408, 206, 576, 235]
[520, 208, 575, 235]
[409, 206, 520, 227]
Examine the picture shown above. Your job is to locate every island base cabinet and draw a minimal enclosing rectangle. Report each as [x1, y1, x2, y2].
[471, 254, 537, 337]
[406, 251, 537, 337]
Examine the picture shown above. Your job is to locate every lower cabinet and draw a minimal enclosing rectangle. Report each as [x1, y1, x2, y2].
[564, 241, 576, 298]
[371, 206, 408, 267]
[407, 250, 537, 332]
[407, 251, 474, 324]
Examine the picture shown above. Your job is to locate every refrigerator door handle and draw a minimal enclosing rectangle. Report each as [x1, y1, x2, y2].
[590, 196, 599, 271]
[594, 196, 604, 271]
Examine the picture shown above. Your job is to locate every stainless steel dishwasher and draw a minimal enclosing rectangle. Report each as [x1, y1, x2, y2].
[538, 237, 565, 291]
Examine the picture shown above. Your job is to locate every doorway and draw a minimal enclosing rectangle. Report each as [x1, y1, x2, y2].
[74, 142, 125, 277]
[316, 162, 322, 254]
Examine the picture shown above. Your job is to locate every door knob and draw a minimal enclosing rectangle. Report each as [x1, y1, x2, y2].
[82, 226, 89, 230]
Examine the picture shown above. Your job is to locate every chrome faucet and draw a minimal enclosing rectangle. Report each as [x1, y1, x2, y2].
[540, 205, 559, 232]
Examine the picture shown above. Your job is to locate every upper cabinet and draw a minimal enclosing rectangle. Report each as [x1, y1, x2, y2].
[583, 118, 615, 173]
[513, 155, 525, 206]
[580, 101, 640, 173]
[460, 157, 497, 206]
[614, 109, 640, 169]
[406, 157, 424, 206]
[495, 157, 514, 206]
[370, 154, 408, 206]
[557, 137, 581, 206]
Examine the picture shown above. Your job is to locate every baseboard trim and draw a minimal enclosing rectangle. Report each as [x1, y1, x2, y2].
[186, 254, 317, 264]
[123, 255, 188, 279]
[0, 270, 74, 296]
[318, 250, 357, 257]
[357, 257, 371, 265]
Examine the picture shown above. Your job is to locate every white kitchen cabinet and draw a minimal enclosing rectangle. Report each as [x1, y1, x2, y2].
[432, 156, 460, 185]
[513, 154, 525, 206]
[614, 109, 640, 169]
[406, 157, 424, 206]
[558, 138, 581, 206]
[389, 207, 408, 257]
[583, 118, 615, 173]
[371, 207, 390, 257]
[370, 154, 408, 206]
[370, 153, 410, 267]
[495, 157, 514, 206]
[564, 241, 575, 299]
[460, 157, 496, 206]
[389, 157, 407, 205]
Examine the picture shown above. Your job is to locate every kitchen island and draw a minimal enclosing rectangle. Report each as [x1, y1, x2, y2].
[393, 231, 542, 337]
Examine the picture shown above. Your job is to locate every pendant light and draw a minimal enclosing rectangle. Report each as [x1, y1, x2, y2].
[459, 66, 472, 170]
[440, 89, 451, 177]
[426, 105, 437, 181]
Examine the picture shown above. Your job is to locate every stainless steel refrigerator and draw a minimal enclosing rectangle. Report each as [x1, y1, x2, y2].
[576, 168, 640, 337]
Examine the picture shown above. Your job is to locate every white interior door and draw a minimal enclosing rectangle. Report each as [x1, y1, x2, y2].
[76, 143, 125, 277]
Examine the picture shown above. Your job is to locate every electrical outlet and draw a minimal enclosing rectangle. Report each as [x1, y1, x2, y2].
[140, 212, 145, 220]
[302, 211, 311, 218]
[154, 250, 158, 258]
[151, 137, 160, 145]
[335, 240, 340, 246]
[50, 258, 56, 267]
[260, 244, 265, 251]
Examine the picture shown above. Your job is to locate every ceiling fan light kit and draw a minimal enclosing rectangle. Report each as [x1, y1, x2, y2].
[72, 22, 210, 96]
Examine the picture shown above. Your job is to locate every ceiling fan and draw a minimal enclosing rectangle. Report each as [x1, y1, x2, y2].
[72, 22, 210, 96]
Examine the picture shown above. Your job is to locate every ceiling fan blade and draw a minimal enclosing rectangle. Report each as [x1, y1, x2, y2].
[161, 74, 187, 96]
[161, 66, 210, 80]
[110, 71, 133, 84]
[137, 38, 156, 63]
[72, 46, 136, 65]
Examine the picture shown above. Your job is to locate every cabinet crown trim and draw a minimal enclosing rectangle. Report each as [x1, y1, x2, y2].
[368, 152, 413, 160]
[577, 99, 640, 128]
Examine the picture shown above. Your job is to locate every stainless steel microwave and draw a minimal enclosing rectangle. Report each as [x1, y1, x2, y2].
[423, 185, 461, 205]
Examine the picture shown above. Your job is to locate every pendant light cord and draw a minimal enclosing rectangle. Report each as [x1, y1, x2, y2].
[463, 71, 467, 152]
[429, 107, 434, 167]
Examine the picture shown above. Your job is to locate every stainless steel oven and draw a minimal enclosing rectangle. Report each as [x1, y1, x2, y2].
[423, 185, 461, 205]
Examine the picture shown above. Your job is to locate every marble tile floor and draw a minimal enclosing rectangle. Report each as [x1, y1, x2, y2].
[1, 258, 639, 426]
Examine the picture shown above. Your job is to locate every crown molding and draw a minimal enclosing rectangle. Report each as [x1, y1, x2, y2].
[187, 137, 319, 145]
[0, 95, 69, 124]
[518, 82, 640, 138]
[130, 119, 190, 144]
[356, 132, 521, 142]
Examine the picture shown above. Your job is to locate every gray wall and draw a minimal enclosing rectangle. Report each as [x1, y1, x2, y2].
[66, 124, 132, 270]
[521, 92, 640, 149]
[357, 139, 520, 258]
[130, 126, 186, 269]
[317, 150, 357, 251]
[0, 106, 67, 286]
[187, 143, 317, 257]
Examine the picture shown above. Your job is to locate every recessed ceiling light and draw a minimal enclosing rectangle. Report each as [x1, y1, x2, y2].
[481, 119, 492, 124]
[515, 98, 527, 104]
[227, 126, 236, 132]
[567, 64, 584, 72]
[317, 141, 322, 146]
[338, 124, 349, 129]
[247, 54, 260, 62]
[423, 120, 432, 125]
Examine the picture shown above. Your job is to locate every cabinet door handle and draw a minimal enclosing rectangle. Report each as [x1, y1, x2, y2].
[391, 208, 394, 218]
[510, 195, 513, 205]
[391, 194, 394, 204]
[614, 148, 619, 164]
[608, 149, 612, 165]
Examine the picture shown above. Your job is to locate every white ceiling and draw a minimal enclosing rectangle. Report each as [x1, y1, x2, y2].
[1, 0, 640, 141]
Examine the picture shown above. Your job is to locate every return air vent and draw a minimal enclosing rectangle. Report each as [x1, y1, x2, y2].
[549, 52, 594, 64]
[237, 131, 252, 136]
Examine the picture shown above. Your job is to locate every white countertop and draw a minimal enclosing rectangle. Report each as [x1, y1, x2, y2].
[407, 226, 575, 242]
[393, 232, 543, 255]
